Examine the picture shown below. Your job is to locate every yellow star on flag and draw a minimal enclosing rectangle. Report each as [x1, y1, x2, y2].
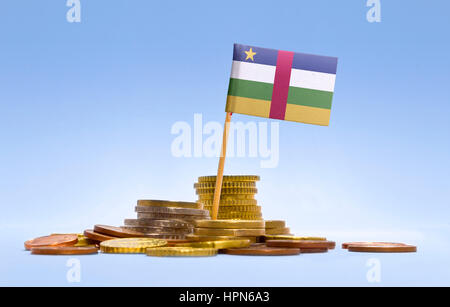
[244, 48, 256, 61]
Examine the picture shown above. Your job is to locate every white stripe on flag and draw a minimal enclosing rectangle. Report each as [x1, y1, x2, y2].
[231, 60, 336, 92]
[289, 68, 336, 92]
[230, 61, 275, 84]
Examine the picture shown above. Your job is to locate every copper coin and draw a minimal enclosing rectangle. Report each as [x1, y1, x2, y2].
[83, 229, 117, 242]
[266, 240, 336, 249]
[24, 234, 78, 250]
[342, 242, 408, 249]
[31, 246, 98, 255]
[300, 248, 328, 254]
[346, 243, 417, 253]
[94, 225, 146, 238]
[223, 244, 300, 256]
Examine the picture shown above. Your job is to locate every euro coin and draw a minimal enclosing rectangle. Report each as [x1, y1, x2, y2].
[137, 200, 202, 209]
[344, 242, 417, 253]
[194, 220, 265, 229]
[135, 206, 210, 216]
[94, 225, 146, 238]
[100, 238, 167, 254]
[74, 235, 97, 247]
[265, 220, 286, 229]
[186, 234, 258, 243]
[25, 234, 78, 250]
[198, 199, 257, 206]
[216, 212, 263, 220]
[265, 227, 291, 235]
[299, 248, 328, 254]
[83, 229, 117, 242]
[198, 175, 260, 183]
[203, 205, 261, 212]
[146, 247, 217, 257]
[194, 181, 257, 189]
[165, 239, 196, 246]
[266, 240, 336, 249]
[137, 233, 187, 240]
[263, 235, 327, 242]
[223, 244, 300, 256]
[31, 246, 98, 255]
[342, 242, 408, 249]
[196, 188, 257, 195]
[124, 218, 192, 228]
[175, 239, 251, 249]
[136, 212, 210, 221]
[194, 228, 265, 237]
[121, 226, 192, 234]
[198, 194, 255, 201]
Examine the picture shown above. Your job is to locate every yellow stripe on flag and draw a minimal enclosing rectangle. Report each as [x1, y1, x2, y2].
[284, 104, 331, 126]
[226, 96, 271, 118]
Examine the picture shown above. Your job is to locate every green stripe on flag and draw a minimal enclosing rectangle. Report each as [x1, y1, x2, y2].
[228, 79, 273, 101]
[228, 78, 333, 110]
[287, 87, 333, 109]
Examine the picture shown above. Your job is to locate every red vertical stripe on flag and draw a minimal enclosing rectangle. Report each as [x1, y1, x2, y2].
[269, 50, 294, 120]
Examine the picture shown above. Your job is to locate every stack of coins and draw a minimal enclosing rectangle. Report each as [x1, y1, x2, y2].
[195, 175, 262, 220]
[264, 220, 292, 235]
[187, 220, 266, 243]
[121, 200, 211, 239]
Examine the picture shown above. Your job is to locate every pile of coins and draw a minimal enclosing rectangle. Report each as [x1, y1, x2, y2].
[195, 175, 262, 220]
[121, 200, 211, 239]
[23, 175, 418, 256]
[264, 220, 292, 235]
[187, 220, 266, 244]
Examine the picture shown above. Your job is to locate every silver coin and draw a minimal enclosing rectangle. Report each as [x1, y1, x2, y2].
[124, 218, 192, 228]
[137, 212, 211, 221]
[121, 226, 192, 234]
[135, 206, 210, 216]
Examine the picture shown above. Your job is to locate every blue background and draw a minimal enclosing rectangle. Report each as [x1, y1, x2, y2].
[1, 0, 449, 286]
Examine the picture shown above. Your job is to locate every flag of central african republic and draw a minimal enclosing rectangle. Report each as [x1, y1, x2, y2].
[226, 44, 338, 126]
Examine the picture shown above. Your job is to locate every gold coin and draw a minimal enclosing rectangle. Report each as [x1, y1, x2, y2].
[265, 227, 291, 235]
[196, 188, 257, 195]
[137, 200, 202, 209]
[74, 235, 97, 247]
[198, 194, 255, 201]
[198, 199, 257, 206]
[186, 234, 258, 243]
[204, 205, 261, 213]
[217, 212, 263, 220]
[194, 219, 265, 229]
[194, 181, 257, 189]
[198, 175, 260, 183]
[146, 247, 217, 257]
[175, 239, 251, 249]
[263, 235, 327, 241]
[194, 228, 265, 237]
[100, 238, 167, 254]
[265, 220, 286, 229]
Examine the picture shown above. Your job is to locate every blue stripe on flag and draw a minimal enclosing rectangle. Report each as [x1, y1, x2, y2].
[233, 44, 278, 66]
[292, 52, 338, 74]
[233, 43, 338, 74]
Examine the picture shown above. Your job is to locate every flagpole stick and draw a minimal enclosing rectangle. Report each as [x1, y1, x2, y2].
[211, 112, 232, 220]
